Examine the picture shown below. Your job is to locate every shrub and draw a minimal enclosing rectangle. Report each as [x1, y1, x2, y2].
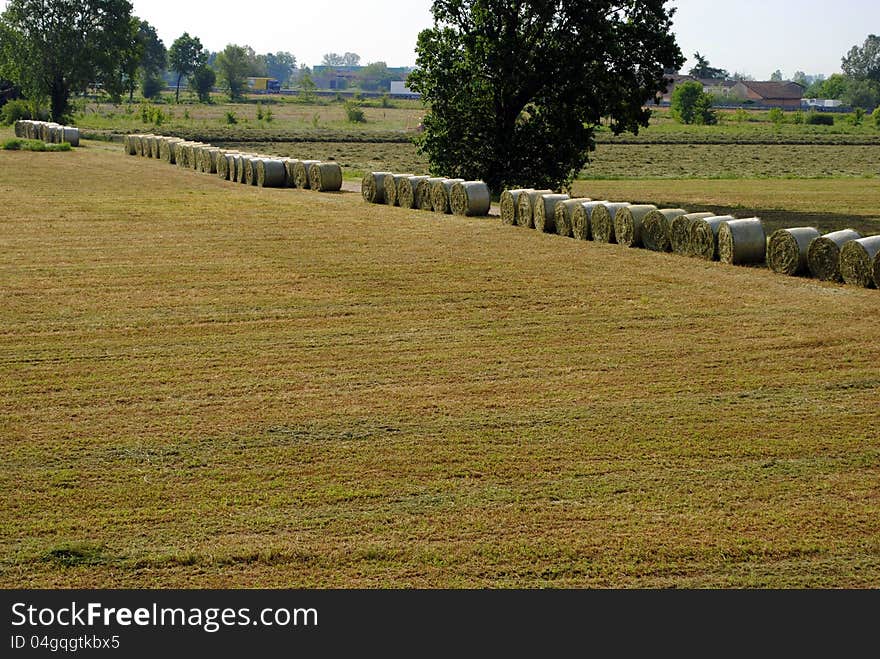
[264, 107, 273, 123]
[256, 102, 264, 121]
[671, 81, 717, 125]
[847, 107, 865, 126]
[2, 138, 71, 152]
[344, 100, 366, 123]
[768, 107, 785, 124]
[792, 110, 804, 124]
[806, 112, 834, 126]
[225, 110, 237, 125]
[1, 99, 33, 125]
[873, 107, 880, 128]
[732, 108, 749, 123]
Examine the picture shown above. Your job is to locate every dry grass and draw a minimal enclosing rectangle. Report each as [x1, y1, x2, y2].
[1, 141, 879, 588]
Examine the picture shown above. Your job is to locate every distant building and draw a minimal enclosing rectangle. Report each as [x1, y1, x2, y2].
[731, 81, 805, 108]
[390, 81, 419, 99]
[312, 65, 414, 92]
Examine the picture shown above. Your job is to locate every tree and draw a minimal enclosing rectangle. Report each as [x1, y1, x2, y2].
[214, 44, 250, 101]
[842, 34, 880, 84]
[689, 51, 729, 80]
[168, 33, 206, 102]
[409, 0, 683, 193]
[357, 61, 394, 92]
[815, 73, 850, 100]
[298, 72, 317, 102]
[265, 52, 296, 87]
[189, 64, 215, 103]
[137, 20, 166, 99]
[322, 53, 343, 66]
[341, 52, 361, 66]
[0, 0, 135, 121]
[731, 72, 754, 81]
[671, 81, 716, 125]
[843, 78, 880, 111]
[770, 69, 783, 82]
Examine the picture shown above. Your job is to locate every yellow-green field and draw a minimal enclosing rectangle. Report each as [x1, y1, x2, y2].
[1, 141, 879, 588]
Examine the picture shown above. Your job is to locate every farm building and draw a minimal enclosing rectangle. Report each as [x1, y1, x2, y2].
[731, 80, 805, 108]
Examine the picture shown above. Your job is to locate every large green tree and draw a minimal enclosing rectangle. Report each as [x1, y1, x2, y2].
[265, 51, 297, 87]
[0, 0, 135, 121]
[842, 34, 880, 84]
[214, 44, 251, 101]
[688, 52, 729, 80]
[168, 32, 206, 102]
[408, 0, 683, 193]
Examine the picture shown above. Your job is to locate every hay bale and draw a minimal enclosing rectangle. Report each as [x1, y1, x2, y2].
[383, 173, 412, 206]
[235, 155, 249, 182]
[641, 209, 688, 252]
[533, 194, 570, 233]
[257, 159, 287, 188]
[431, 178, 465, 214]
[806, 229, 862, 282]
[554, 198, 592, 238]
[200, 148, 221, 174]
[398, 175, 429, 209]
[417, 177, 446, 211]
[159, 138, 184, 164]
[614, 204, 658, 248]
[571, 201, 609, 241]
[516, 190, 553, 229]
[246, 157, 262, 186]
[689, 215, 735, 261]
[500, 189, 533, 226]
[450, 181, 492, 217]
[839, 236, 880, 288]
[670, 212, 715, 256]
[591, 202, 631, 244]
[293, 160, 321, 189]
[718, 218, 766, 266]
[767, 227, 822, 276]
[309, 162, 343, 192]
[150, 136, 162, 159]
[123, 134, 136, 155]
[14, 120, 23, 138]
[216, 151, 237, 179]
[874, 250, 880, 289]
[59, 126, 79, 147]
[361, 171, 390, 203]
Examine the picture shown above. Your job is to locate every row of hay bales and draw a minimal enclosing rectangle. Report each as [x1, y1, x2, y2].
[361, 172, 492, 217]
[13, 120, 80, 146]
[500, 190, 880, 289]
[123, 133, 343, 191]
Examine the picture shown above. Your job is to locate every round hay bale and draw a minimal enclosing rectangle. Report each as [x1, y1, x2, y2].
[571, 201, 609, 241]
[398, 175, 429, 209]
[14, 121, 23, 138]
[500, 189, 533, 226]
[614, 204, 658, 248]
[246, 157, 262, 186]
[150, 136, 162, 159]
[417, 177, 446, 211]
[767, 227, 822, 276]
[293, 160, 321, 189]
[257, 159, 287, 188]
[807, 229, 862, 282]
[235, 155, 249, 183]
[450, 181, 492, 217]
[670, 212, 715, 256]
[839, 236, 880, 288]
[309, 162, 343, 192]
[533, 194, 570, 233]
[689, 215, 735, 261]
[554, 198, 592, 238]
[123, 134, 135, 155]
[159, 138, 182, 164]
[641, 209, 687, 252]
[718, 218, 766, 266]
[516, 190, 554, 229]
[59, 126, 79, 147]
[282, 159, 300, 188]
[383, 173, 413, 206]
[362, 171, 391, 203]
[874, 250, 880, 289]
[216, 151, 237, 179]
[591, 202, 631, 244]
[201, 148, 221, 174]
[431, 178, 465, 214]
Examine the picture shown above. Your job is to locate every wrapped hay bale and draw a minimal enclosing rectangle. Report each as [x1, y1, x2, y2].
[246, 157, 262, 186]
[283, 159, 300, 188]
[257, 159, 287, 188]
[554, 198, 592, 238]
[500, 189, 533, 226]
[59, 126, 79, 147]
[309, 162, 343, 192]
[516, 189, 554, 229]
[591, 202, 631, 244]
[150, 136, 162, 159]
[839, 236, 880, 288]
[418, 177, 446, 210]
[294, 159, 321, 189]
[159, 138, 183, 164]
[614, 204, 658, 248]
[14, 120, 23, 138]
[571, 201, 609, 241]
[874, 250, 880, 289]
[670, 212, 715, 256]
[533, 194, 570, 233]
[362, 171, 391, 203]
[123, 134, 135, 155]
[200, 148, 220, 174]
[807, 229, 862, 282]
[718, 218, 766, 266]
[641, 209, 688, 252]
[450, 181, 492, 217]
[431, 178, 465, 214]
[689, 215, 734, 261]
[767, 227, 822, 276]
[384, 173, 413, 206]
[234, 155, 248, 182]
[216, 151, 238, 179]
[398, 175, 429, 209]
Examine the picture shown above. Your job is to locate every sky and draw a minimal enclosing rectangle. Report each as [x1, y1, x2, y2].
[7, 0, 878, 79]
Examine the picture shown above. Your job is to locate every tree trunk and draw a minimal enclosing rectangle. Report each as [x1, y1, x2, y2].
[50, 77, 69, 123]
[175, 73, 182, 102]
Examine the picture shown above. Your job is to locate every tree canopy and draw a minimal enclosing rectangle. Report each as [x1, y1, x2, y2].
[688, 52, 729, 80]
[408, 0, 683, 193]
[321, 52, 361, 67]
[842, 34, 880, 84]
[168, 32, 206, 102]
[214, 44, 251, 101]
[0, 0, 135, 120]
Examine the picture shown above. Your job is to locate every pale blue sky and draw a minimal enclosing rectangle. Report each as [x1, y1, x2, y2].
[7, 0, 878, 79]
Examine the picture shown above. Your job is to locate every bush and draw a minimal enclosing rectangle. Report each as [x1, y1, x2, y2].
[847, 107, 865, 126]
[768, 107, 785, 125]
[792, 110, 804, 124]
[671, 81, 717, 125]
[1, 99, 34, 125]
[806, 112, 834, 126]
[225, 110, 237, 125]
[344, 100, 366, 123]
[2, 138, 71, 152]
[873, 107, 880, 128]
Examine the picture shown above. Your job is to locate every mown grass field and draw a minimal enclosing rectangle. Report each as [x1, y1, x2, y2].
[1, 138, 879, 588]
